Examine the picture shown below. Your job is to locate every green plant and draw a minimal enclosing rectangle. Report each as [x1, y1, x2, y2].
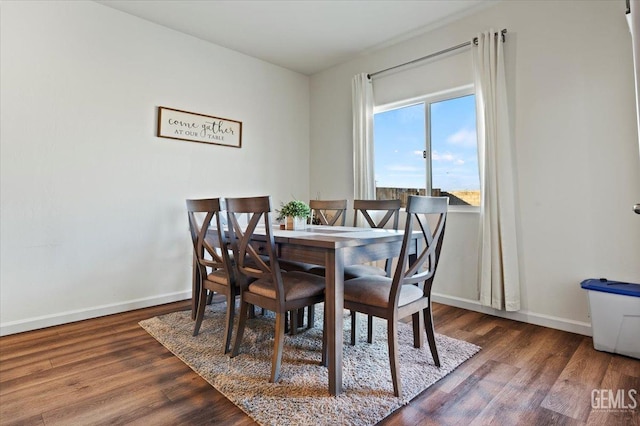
[277, 200, 311, 221]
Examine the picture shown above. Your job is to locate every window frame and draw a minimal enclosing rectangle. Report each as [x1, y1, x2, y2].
[373, 84, 479, 211]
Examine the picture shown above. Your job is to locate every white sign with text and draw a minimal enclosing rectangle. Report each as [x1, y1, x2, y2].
[157, 106, 242, 148]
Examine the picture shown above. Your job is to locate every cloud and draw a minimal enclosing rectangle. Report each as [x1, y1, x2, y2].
[447, 128, 476, 147]
[432, 151, 465, 165]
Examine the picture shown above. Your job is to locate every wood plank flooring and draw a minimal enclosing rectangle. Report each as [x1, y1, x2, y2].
[1, 301, 638, 425]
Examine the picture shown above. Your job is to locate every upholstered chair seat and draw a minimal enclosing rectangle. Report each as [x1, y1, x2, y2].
[248, 271, 325, 300]
[344, 276, 424, 308]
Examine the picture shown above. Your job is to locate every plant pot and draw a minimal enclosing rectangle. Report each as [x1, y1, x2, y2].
[285, 216, 306, 231]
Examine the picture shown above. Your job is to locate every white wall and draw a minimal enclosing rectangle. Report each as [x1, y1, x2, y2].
[2, 0, 638, 337]
[0, 1, 310, 335]
[310, 0, 640, 334]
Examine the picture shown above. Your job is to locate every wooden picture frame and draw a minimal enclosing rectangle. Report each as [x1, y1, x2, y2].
[157, 106, 242, 148]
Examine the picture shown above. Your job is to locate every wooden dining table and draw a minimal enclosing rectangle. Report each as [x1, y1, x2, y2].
[248, 224, 419, 396]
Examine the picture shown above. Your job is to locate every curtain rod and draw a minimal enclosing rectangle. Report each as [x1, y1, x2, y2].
[368, 28, 507, 79]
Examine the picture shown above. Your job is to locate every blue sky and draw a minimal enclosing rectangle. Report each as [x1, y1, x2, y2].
[373, 94, 479, 191]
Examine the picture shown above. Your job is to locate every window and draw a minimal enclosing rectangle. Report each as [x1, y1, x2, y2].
[373, 87, 480, 207]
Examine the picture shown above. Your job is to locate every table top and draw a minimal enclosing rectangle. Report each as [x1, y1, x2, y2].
[259, 224, 412, 249]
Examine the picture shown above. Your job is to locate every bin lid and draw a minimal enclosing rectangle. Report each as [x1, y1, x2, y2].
[580, 278, 640, 297]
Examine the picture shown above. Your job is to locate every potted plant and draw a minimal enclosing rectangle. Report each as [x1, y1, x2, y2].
[277, 200, 311, 230]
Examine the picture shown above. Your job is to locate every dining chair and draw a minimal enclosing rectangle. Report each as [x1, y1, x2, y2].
[309, 199, 347, 226]
[274, 199, 346, 274]
[346, 199, 401, 279]
[187, 198, 239, 354]
[306, 199, 402, 342]
[282, 199, 348, 332]
[343, 195, 448, 398]
[226, 195, 327, 383]
[338, 199, 401, 344]
[308, 199, 400, 278]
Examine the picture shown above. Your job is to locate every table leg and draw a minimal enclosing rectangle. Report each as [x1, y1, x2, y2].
[325, 250, 344, 396]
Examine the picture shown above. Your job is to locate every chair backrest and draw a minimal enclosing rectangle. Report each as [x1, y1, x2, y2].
[353, 199, 401, 229]
[310, 199, 347, 226]
[186, 198, 233, 284]
[391, 196, 448, 305]
[225, 196, 285, 302]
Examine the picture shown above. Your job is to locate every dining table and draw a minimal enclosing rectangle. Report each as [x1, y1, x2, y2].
[247, 224, 419, 396]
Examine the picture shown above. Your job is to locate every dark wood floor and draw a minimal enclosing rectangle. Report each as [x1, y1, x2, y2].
[1, 301, 638, 425]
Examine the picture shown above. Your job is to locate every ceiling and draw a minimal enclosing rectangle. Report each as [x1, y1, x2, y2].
[96, 0, 495, 75]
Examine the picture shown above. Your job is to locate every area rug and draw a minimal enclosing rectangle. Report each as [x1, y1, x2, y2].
[139, 302, 480, 426]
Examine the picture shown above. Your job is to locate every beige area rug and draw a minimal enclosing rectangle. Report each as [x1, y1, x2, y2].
[139, 302, 480, 426]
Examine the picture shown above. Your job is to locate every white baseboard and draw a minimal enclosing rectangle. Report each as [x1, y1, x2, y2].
[431, 293, 593, 336]
[2, 291, 593, 337]
[0, 290, 191, 336]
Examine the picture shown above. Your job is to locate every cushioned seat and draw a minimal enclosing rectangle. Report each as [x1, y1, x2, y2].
[343, 264, 388, 280]
[277, 260, 317, 273]
[249, 271, 325, 300]
[344, 275, 424, 308]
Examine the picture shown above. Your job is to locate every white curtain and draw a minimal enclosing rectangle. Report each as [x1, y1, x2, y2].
[472, 30, 521, 311]
[352, 73, 375, 200]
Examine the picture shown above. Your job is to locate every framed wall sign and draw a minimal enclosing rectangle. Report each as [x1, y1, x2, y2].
[157, 106, 242, 148]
